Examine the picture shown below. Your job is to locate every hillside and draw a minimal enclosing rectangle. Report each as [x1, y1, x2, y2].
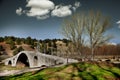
[0, 36, 68, 61]
[0, 42, 12, 56]
[0, 36, 120, 61]
[0, 42, 34, 56]
[0, 62, 120, 80]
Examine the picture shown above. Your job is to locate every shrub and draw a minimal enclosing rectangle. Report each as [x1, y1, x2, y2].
[13, 46, 24, 55]
[0, 45, 4, 51]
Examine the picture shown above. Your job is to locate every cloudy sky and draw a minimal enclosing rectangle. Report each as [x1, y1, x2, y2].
[0, 0, 120, 43]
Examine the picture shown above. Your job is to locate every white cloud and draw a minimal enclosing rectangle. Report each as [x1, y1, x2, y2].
[72, 1, 81, 11]
[51, 5, 72, 17]
[26, 0, 54, 9]
[16, 0, 81, 19]
[116, 20, 120, 28]
[16, 7, 22, 15]
[26, 8, 49, 17]
[25, 0, 54, 19]
[116, 20, 120, 24]
[75, 1, 80, 8]
[52, 2, 80, 17]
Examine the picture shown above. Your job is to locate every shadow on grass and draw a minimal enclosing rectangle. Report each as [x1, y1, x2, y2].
[0, 73, 26, 80]
[1, 62, 120, 80]
[96, 62, 120, 78]
[78, 72, 95, 80]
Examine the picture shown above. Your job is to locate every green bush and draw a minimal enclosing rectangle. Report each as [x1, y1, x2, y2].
[10, 43, 17, 50]
[16, 38, 21, 45]
[0, 37, 4, 42]
[13, 46, 24, 55]
[0, 45, 4, 51]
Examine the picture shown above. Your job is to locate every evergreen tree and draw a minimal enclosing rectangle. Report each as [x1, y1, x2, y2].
[0, 37, 4, 42]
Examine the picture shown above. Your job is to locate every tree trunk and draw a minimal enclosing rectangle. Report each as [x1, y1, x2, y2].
[91, 47, 94, 61]
[67, 57, 69, 64]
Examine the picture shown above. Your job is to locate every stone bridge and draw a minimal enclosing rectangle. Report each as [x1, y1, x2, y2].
[2, 51, 78, 68]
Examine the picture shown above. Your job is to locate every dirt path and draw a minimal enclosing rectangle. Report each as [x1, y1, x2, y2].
[0, 67, 46, 77]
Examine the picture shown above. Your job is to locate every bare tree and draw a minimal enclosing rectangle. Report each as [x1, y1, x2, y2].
[60, 11, 112, 61]
[61, 13, 86, 57]
[85, 11, 112, 60]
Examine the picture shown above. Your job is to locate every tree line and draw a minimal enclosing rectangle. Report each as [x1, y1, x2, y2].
[0, 36, 120, 59]
[0, 36, 69, 55]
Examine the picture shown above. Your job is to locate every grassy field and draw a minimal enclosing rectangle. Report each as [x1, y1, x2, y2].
[0, 62, 120, 80]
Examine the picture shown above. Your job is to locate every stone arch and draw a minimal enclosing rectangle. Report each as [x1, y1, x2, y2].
[16, 53, 30, 67]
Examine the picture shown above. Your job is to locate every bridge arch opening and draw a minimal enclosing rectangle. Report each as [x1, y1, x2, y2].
[16, 53, 29, 67]
[34, 56, 38, 66]
[8, 60, 12, 65]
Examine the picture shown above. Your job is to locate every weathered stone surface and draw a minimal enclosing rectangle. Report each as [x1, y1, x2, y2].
[2, 51, 78, 68]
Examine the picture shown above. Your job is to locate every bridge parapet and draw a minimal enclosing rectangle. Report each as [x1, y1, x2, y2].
[3, 51, 78, 68]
